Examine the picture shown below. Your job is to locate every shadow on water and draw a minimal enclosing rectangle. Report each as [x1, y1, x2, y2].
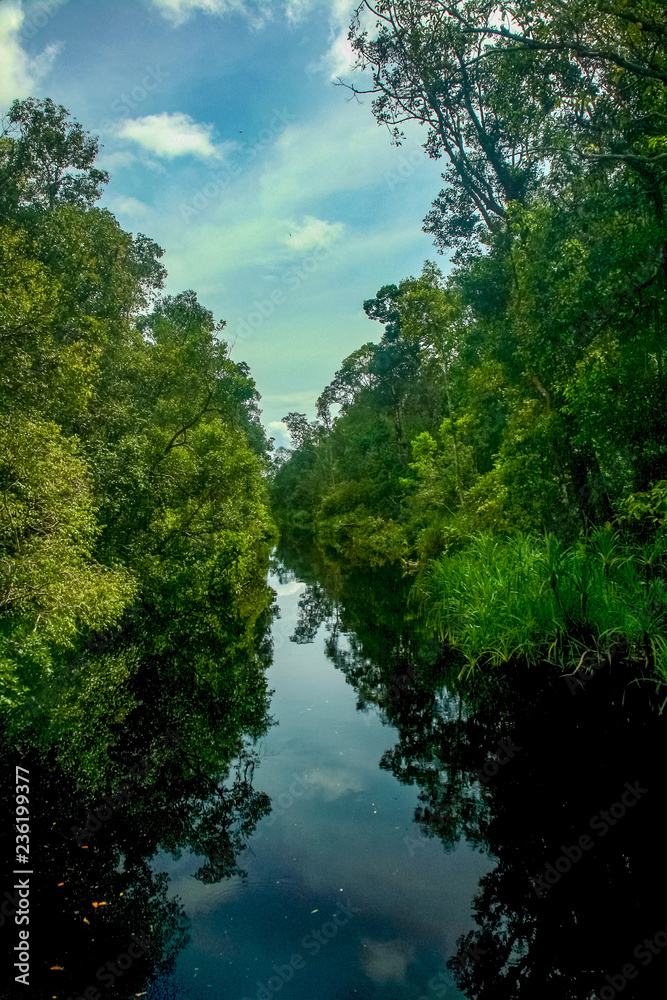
[0, 575, 277, 1000]
[4, 531, 667, 999]
[276, 532, 667, 1000]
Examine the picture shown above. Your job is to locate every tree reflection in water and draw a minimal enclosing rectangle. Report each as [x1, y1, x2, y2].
[0, 574, 276, 998]
[277, 533, 667, 1000]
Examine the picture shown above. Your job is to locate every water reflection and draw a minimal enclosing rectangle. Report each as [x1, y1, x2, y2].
[6, 534, 665, 999]
[277, 534, 667, 1000]
[0, 574, 276, 998]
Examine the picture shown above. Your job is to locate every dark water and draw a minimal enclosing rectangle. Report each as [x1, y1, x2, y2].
[2, 539, 667, 999]
[146, 547, 487, 1000]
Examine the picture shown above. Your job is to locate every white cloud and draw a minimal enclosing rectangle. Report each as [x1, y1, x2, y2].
[304, 766, 365, 801]
[108, 195, 151, 219]
[143, 99, 434, 315]
[263, 391, 320, 408]
[150, 0, 339, 28]
[268, 420, 291, 445]
[148, 0, 360, 78]
[310, 0, 360, 81]
[0, 1, 62, 106]
[259, 101, 417, 209]
[117, 112, 227, 160]
[95, 150, 137, 172]
[319, 28, 356, 80]
[150, 0, 271, 26]
[360, 938, 416, 984]
[150, 0, 237, 25]
[284, 0, 317, 23]
[285, 215, 345, 252]
[273, 579, 306, 595]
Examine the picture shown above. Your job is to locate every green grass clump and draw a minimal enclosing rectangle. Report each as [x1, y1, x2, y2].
[415, 528, 667, 682]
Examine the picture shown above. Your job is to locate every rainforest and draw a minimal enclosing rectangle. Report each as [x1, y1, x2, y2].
[1, 3, 667, 999]
[272, 0, 667, 692]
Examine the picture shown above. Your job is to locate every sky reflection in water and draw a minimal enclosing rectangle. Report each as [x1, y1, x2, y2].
[148, 553, 487, 1000]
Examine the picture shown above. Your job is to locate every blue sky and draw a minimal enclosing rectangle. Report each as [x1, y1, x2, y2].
[0, 0, 448, 443]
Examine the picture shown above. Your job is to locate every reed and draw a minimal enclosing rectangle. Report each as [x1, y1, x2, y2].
[415, 529, 667, 682]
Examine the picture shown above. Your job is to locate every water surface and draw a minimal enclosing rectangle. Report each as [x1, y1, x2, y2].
[3, 540, 667, 1000]
[148, 548, 490, 999]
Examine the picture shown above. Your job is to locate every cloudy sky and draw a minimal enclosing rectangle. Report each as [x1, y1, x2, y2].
[1, 0, 447, 443]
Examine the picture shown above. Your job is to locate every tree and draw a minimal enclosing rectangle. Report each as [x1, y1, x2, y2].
[0, 100, 276, 721]
[346, 1, 543, 255]
[316, 344, 379, 420]
[346, 2, 667, 254]
[0, 98, 109, 217]
[0, 416, 135, 648]
[395, 264, 467, 500]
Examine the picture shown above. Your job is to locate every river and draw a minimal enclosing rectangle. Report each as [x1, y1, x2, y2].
[148, 543, 489, 1000]
[2, 538, 667, 999]
[147, 538, 667, 1000]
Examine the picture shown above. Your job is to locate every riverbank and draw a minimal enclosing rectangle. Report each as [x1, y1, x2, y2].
[273, 524, 667, 706]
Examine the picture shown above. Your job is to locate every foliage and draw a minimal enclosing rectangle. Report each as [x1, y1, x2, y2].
[0, 100, 280, 999]
[346, 1, 667, 258]
[274, 0, 667, 686]
[0, 98, 276, 726]
[0, 415, 135, 647]
[416, 528, 667, 678]
[0, 97, 109, 215]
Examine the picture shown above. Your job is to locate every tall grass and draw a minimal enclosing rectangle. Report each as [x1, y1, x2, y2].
[415, 529, 667, 682]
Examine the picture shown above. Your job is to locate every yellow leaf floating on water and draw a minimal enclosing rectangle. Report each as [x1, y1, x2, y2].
[311, 909, 318, 913]
[57, 882, 64, 886]
[83, 918, 90, 925]
[50, 966, 64, 970]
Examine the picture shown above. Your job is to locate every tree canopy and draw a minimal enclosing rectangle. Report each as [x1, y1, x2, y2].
[274, 0, 667, 684]
[0, 98, 276, 726]
[346, 1, 667, 256]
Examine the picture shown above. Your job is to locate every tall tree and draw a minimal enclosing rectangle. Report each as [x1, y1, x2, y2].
[346, 1, 543, 255]
[346, 2, 667, 254]
[0, 97, 109, 217]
